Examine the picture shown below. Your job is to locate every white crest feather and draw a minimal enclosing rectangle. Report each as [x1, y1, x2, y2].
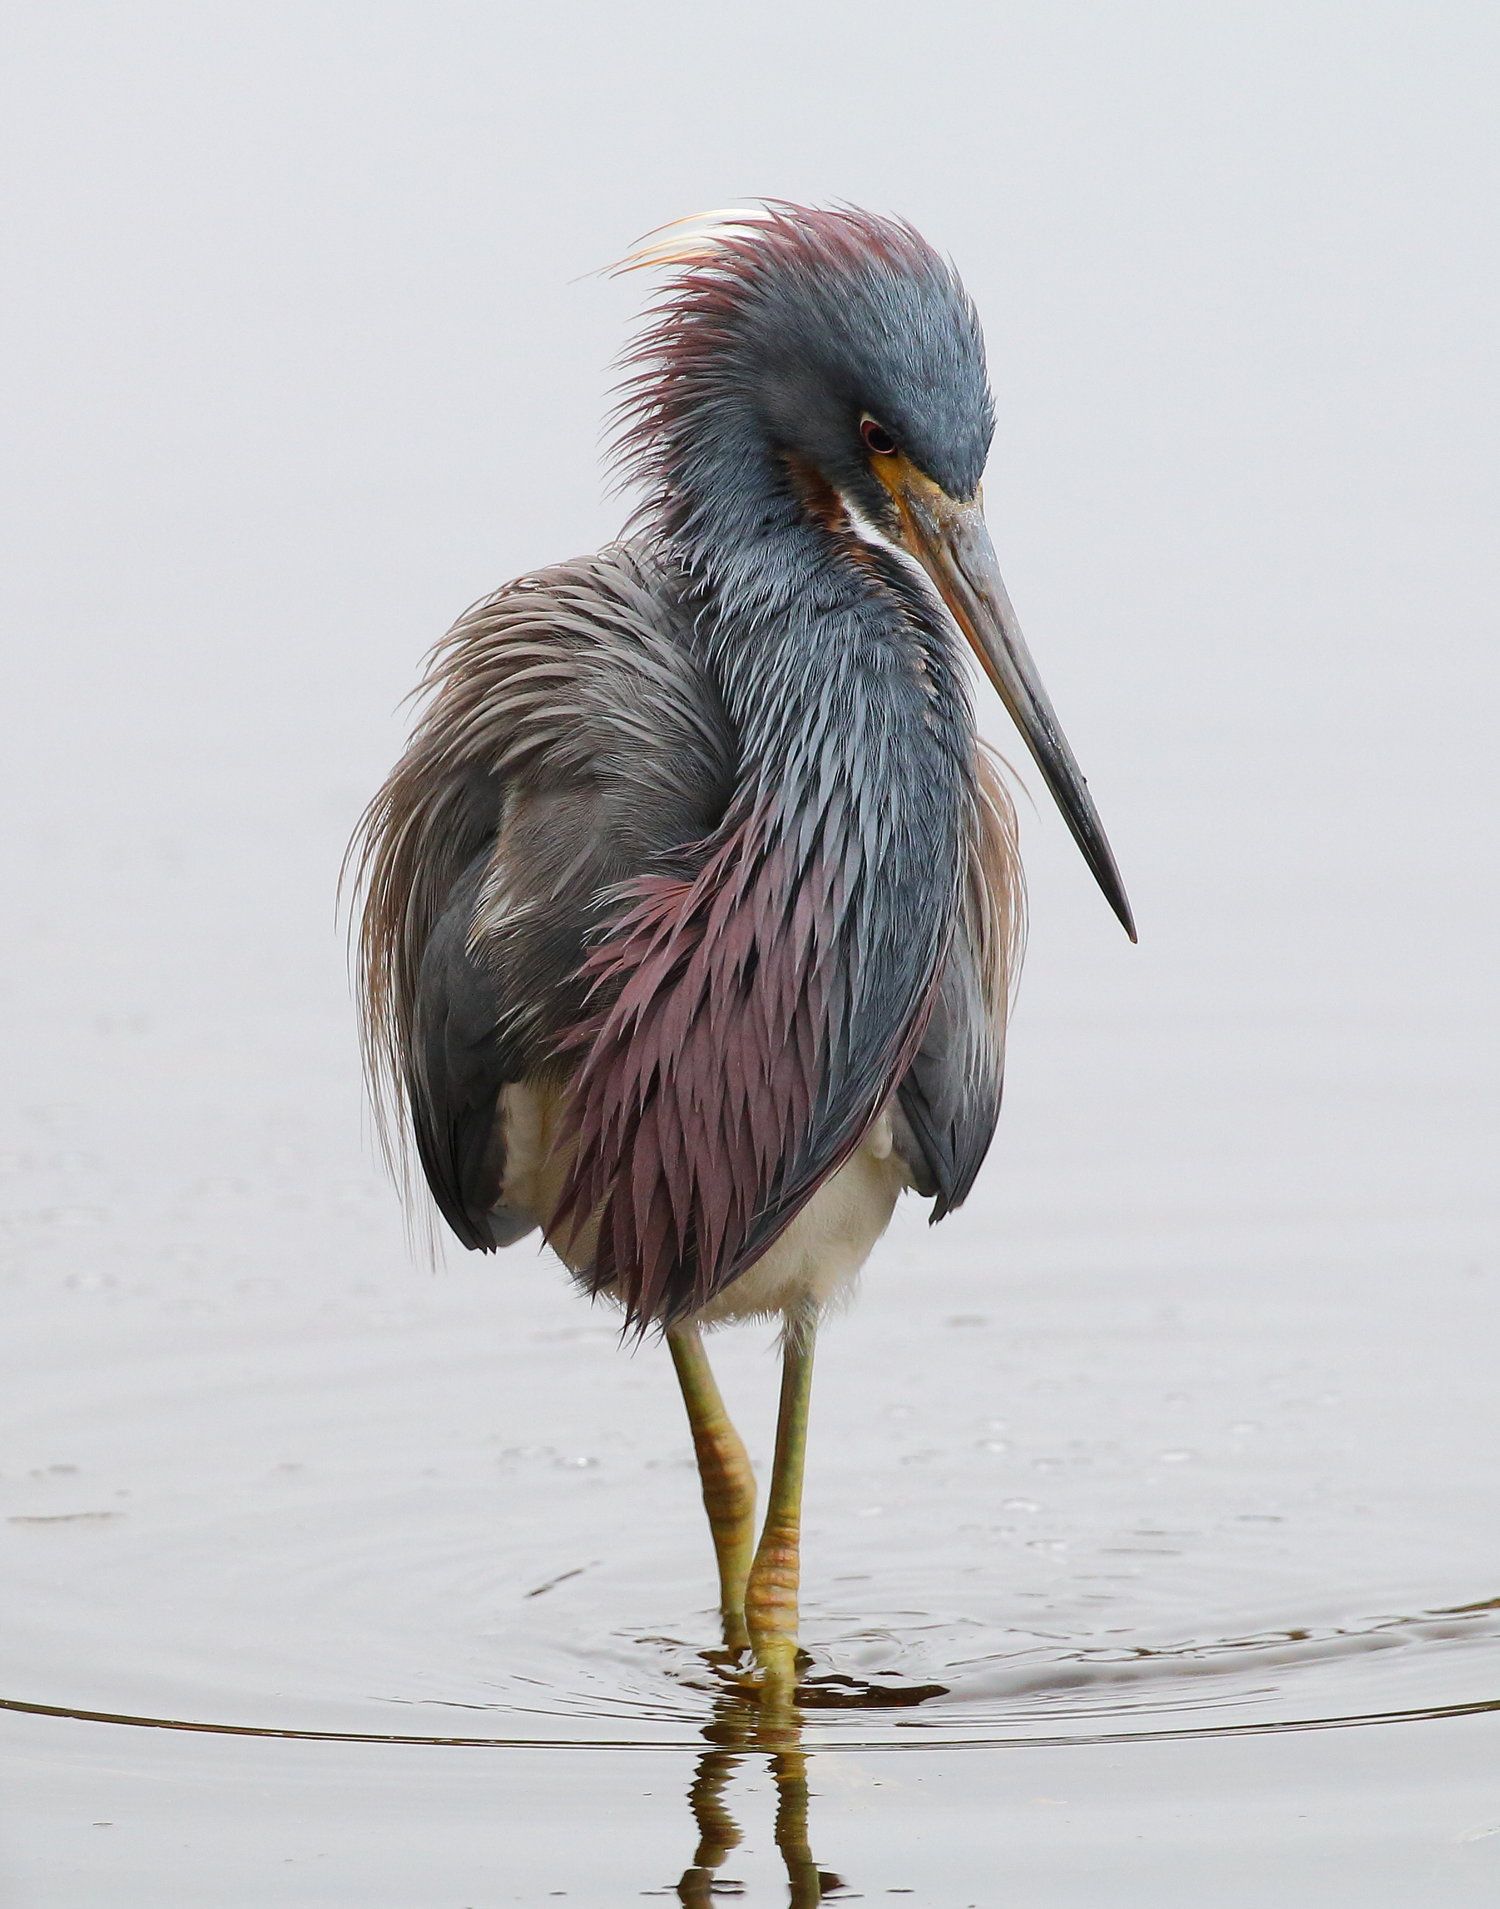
[607, 205, 777, 277]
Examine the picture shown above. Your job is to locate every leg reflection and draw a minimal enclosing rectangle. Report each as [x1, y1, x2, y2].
[677, 1743, 741, 1903]
[769, 1735, 827, 1908]
[675, 1687, 846, 1906]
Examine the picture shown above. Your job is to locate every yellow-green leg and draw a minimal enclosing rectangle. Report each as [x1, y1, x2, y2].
[667, 1323, 758, 1654]
[744, 1316, 817, 1700]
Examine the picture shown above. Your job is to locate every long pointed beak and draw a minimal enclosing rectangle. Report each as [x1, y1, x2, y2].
[886, 468, 1136, 942]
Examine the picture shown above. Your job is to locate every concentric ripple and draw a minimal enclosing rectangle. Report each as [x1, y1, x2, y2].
[7, 1476, 1499, 1750]
[5, 1243, 1500, 1762]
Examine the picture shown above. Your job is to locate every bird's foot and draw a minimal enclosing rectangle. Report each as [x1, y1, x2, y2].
[753, 1639, 800, 1712]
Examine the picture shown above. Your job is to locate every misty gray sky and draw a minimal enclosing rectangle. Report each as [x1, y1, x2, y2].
[2, 2, 1496, 1256]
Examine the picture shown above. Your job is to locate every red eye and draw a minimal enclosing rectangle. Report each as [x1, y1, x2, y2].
[860, 417, 897, 456]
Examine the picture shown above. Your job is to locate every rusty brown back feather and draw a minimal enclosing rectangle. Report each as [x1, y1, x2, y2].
[971, 741, 1027, 1038]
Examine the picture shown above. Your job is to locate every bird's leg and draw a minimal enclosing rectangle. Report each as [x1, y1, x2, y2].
[744, 1312, 817, 1701]
[667, 1323, 758, 1654]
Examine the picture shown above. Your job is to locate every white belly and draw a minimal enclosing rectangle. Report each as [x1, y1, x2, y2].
[497, 1080, 910, 1327]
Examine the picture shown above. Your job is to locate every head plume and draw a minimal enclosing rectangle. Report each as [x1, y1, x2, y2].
[609, 203, 995, 573]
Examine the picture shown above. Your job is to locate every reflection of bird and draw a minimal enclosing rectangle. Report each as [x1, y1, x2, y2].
[677, 1686, 841, 1905]
[350, 204, 1133, 1699]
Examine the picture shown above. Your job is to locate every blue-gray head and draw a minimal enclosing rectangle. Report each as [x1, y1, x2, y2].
[616, 205, 992, 548]
[615, 203, 1134, 939]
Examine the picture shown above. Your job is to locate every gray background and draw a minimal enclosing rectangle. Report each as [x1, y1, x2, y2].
[4, 2, 1496, 1226]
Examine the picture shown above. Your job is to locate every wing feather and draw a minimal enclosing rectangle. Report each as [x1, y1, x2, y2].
[895, 744, 1025, 1214]
[346, 540, 734, 1246]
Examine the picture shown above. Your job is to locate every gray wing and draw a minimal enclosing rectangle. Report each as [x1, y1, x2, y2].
[895, 930, 1003, 1217]
[349, 539, 735, 1250]
[895, 746, 1024, 1219]
[407, 849, 519, 1248]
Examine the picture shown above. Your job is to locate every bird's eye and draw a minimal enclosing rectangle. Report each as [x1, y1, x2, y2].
[860, 417, 897, 456]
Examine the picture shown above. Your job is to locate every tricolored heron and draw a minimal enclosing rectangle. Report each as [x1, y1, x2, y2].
[350, 204, 1133, 1700]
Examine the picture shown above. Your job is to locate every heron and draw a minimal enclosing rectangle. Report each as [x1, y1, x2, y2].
[350, 203, 1133, 1701]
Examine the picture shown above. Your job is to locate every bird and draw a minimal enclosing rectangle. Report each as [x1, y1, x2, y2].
[348, 203, 1134, 1703]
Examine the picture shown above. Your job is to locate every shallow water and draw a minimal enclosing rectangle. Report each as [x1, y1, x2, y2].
[3, 946, 1498, 1902]
[5, 6, 1500, 1901]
